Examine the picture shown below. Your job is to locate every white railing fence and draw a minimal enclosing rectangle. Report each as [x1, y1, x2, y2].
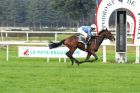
[0, 42, 139, 63]
[0, 31, 139, 63]
[0, 31, 79, 42]
[0, 31, 133, 42]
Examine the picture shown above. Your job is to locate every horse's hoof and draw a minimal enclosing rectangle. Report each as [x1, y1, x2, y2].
[75, 61, 80, 66]
[76, 63, 80, 66]
[71, 62, 74, 65]
[77, 62, 80, 66]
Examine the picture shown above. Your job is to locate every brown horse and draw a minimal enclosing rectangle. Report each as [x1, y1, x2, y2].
[49, 28, 115, 65]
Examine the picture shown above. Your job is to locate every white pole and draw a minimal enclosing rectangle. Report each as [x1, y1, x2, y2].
[55, 32, 57, 42]
[103, 45, 106, 63]
[6, 45, 9, 61]
[64, 58, 66, 63]
[136, 46, 139, 64]
[6, 32, 7, 37]
[47, 57, 50, 63]
[59, 58, 61, 63]
[0, 29, 3, 41]
[26, 32, 29, 41]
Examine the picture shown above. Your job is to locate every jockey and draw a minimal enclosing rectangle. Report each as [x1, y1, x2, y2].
[77, 24, 96, 48]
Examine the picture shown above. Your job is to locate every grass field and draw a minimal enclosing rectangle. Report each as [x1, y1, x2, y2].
[0, 61, 140, 93]
[0, 45, 139, 93]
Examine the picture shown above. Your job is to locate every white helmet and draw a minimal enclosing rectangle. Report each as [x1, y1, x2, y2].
[91, 24, 96, 28]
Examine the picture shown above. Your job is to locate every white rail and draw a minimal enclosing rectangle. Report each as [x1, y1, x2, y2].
[0, 42, 139, 63]
[0, 31, 133, 42]
[0, 31, 138, 63]
[0, 31, 79, 42]
[102, 44, 139, 63]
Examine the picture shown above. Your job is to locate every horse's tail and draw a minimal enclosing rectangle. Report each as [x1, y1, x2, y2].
[49, 39, 65, 49]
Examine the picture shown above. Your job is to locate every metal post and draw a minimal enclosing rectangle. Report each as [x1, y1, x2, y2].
[6, 45, 9, 61]
[1, 31, 3, 41]
[64, 58, 66, 63]
[136, 46, 139, 64]
[6, 32, 8, 37]
[55, 32, 57, 42]
[103, 45, 106, 63]
[47, 57, 50, 63]
[59, 58, 61, 63]
[116, 11, 127, 63]
[26, 32, 29, 41]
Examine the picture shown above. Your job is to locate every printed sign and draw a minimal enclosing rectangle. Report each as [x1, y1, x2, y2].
[18, 46, 87, 58]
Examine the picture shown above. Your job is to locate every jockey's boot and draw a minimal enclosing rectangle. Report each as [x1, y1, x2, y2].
[85, 36, 90, 50]
[86, 36, 90, 43]
[84, 37, 89, 50]
[84, 43, 87, 50]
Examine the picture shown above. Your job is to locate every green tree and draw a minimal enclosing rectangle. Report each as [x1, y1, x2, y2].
[2, 0, 27, 26]
[0, 0, 4, 24]
[26, 0, 51, 27]
[0, 0, 96, 27]
[51, 0, 96, 26]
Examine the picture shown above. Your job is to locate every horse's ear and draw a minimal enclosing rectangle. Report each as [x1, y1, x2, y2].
[106, 28, 108, 31]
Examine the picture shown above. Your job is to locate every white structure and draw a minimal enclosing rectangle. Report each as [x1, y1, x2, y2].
[127, 15, 134, 34]
[96, 0, 140, 45]
[96, 0, 140, 63]
[0, 41, 139, 63]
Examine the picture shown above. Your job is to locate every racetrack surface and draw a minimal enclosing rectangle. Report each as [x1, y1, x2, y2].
[0, 61, 140, 93]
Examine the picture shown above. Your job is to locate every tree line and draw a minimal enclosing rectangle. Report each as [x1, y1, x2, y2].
[0, 0, 96, 27]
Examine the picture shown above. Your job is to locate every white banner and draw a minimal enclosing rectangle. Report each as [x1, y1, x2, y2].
[18, 46, 87, 58]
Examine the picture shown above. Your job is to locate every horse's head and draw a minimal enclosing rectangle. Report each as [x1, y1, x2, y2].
[98, 28, 115, 41]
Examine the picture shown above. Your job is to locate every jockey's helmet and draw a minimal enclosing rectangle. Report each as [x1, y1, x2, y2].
[91, 24, 96, 29]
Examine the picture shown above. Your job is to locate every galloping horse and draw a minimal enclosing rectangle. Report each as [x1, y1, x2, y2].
[49, 28, 115, 65]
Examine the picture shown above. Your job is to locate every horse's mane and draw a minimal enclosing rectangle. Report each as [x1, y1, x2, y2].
[90, 36, 97, 39]
[90, 29, 107, 39]
[98, 29, 107, 35]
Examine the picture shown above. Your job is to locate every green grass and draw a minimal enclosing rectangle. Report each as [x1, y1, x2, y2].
[0, 46, 139, 93]
[0, 62, 140, 93]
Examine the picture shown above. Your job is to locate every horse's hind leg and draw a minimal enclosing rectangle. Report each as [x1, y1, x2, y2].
[66, 51, 74, 65]
[66, 51, 79, 65]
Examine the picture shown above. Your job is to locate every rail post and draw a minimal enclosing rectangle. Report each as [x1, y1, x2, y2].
[26, 32, 29, 41]
[6, 45, 9, 61]
[103, 45, 106, 63]
[136, 46, 139, 64]
[55, 32, 57, 42]
[116, 10, 127, 63]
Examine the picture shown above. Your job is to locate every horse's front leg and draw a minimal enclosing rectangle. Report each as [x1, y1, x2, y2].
[90, 53, 98, 62]
[66, 51, 74, 65]
[78, 53, 91, 64]
[85, 53, 91, 61]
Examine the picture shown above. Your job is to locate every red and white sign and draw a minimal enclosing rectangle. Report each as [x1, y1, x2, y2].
[18, 46, 87, 58]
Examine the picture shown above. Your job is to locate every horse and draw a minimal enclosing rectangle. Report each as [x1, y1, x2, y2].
[49, 28, 115, 65]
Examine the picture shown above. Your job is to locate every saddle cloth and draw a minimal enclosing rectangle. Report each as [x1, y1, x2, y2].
[77, 35, 86, 44]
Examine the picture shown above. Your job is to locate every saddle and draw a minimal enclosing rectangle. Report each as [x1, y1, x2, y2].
[77, 35, 96, 45]
[78, 35, 87, 44]
[78, 35, 90, 45]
